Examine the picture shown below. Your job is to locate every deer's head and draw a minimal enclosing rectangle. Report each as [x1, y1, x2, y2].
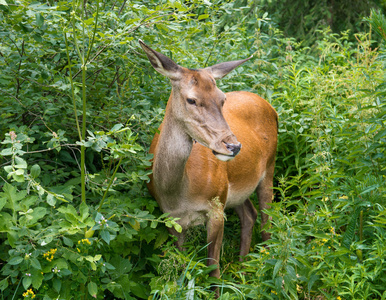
[139, 40, 252, 161]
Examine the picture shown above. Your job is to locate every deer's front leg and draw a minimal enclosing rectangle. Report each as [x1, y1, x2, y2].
[206, 203, 225, 278]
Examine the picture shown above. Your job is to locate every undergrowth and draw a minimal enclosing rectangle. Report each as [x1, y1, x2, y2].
[0, 1, 385, 299]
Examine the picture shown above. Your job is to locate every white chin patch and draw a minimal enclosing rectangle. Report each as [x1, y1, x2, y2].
[214, 153, 235, 162]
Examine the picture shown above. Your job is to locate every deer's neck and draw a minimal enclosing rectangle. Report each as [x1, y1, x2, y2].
[152, 103, 192, 196]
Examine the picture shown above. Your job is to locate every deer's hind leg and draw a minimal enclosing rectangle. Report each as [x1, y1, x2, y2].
[234, 198, 258, 259]
[256, 165, 275, 242]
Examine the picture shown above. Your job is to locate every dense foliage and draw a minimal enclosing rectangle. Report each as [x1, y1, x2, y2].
[0, 0, 385, 299]
[260, 0, 385, 47]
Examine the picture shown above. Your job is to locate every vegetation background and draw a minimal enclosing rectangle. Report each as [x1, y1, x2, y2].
[0, 0, 385, 299]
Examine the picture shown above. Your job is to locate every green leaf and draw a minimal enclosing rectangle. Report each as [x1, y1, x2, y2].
[0, 212, 12, 231]
[14, 156, 27, 169]
[90, 261, 97, 271]
[3, 165, 12, 173]
[30, 164, 41, 179]
[8, 256, 23, 265]
[198, 14, 209, 20]
[63, 236, 74, 247]
[31, 258, 41, 270]
[273, 260, 283, 278]
[0, 278, 8, 291]
[88, 281, 98, 298]
[79, 201, 89, 221]
[342, 207, 362, 249]
[154, 229, 169, 248]
[0, 0, 8, 6]
[31, 269, 44, 289]
[12, 173, 25, 182]
[285, 265, 297, 280]
[46, 194, 56, 206]
[100, 230, 110, 244]
[1, 183, 26, 213]
[7, 230, 18, 247]
[36, 13, 44, 27]
[130, 282, 148, 298]
[173, 222, 182, 233]
[308, 274, 319, 292]
[1, 148, 12, 156]
[109, 123, 124, 132]
[29, 207, 47, 223]
[94, 254, 102, 261]
[23, 276, 32, 290]
[0, 197, 6, 211]
[53, 278, 61, 293]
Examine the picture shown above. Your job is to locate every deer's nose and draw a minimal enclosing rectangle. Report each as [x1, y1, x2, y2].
[226, 142, 241, 156]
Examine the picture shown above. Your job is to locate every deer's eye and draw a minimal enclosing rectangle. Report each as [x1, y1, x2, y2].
[187, 98, 196, 105]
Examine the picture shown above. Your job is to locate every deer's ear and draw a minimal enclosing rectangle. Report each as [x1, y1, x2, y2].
[139, 39, 182, 80]
[205, 56, 253, 79]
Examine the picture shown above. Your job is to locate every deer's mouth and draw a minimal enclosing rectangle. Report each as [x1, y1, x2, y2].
[212, 142, 241, 162]
[211, 150, 236, 162]
[193, 137, 241, 162]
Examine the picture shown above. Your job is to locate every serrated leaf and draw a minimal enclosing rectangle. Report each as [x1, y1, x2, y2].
[342, 207, 362, 249]
[273, 260, 283, 278]
[154, 229, 169, 248]
[308, 274, 319, 292]
[285, 265, 297, 279]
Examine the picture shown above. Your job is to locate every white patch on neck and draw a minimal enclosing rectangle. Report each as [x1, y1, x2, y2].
[214, 153, 234, 162]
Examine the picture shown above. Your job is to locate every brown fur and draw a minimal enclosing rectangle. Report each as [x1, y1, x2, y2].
[140, 40, 278, 282]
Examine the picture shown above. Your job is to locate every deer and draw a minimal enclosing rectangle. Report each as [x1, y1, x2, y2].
[139, 39, 278, 280]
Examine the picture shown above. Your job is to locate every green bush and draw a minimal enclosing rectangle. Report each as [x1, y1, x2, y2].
[1, 0, 385, 299]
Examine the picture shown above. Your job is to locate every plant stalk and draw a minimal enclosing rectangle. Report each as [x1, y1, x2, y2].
[98, 157, 123, 212]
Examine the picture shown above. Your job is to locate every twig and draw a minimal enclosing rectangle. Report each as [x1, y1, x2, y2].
[71, 12, 174, 79]
[118, 0, 127, 16]
[25, 143, 79, 154]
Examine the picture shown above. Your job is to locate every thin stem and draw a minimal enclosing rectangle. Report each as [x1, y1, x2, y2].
[64, 33, 82, 141]
[98, 157, 123, 212]
[81, 62, 86, 203]
[85, 0, 99, 64]
[359, 210, 363, 242]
